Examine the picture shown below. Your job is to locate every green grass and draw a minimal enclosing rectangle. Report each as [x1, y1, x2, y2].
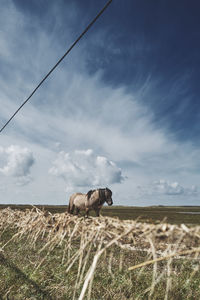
[101, 206, 200, 225]
[1, 229, 200, 299]
[1, 206, 200, 299]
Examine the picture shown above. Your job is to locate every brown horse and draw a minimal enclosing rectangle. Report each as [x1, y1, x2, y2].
[68, 188, 113, 217]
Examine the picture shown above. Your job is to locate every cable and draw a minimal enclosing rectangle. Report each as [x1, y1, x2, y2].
[0, 0, 113, 134]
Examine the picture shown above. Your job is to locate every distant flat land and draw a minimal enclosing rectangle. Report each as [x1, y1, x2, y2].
[1, 204, 200, 225]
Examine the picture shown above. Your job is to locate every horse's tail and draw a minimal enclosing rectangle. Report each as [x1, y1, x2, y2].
[68, 202, 71, 213]
[68, 196, 75, 214]
[68, 196, 72, 213]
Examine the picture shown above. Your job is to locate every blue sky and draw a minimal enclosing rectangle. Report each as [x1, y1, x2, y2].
[0, 0, 200, 206]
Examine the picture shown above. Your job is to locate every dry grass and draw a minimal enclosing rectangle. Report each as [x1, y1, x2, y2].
[0, 207, 200, 299]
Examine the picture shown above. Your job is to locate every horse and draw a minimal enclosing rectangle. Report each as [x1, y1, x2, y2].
[68, 188, 113, 217]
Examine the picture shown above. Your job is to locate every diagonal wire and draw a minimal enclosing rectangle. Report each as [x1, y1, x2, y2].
[0, 0, 113, 134]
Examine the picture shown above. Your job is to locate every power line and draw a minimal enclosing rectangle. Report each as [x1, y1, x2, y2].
[0, 0, 113, 134]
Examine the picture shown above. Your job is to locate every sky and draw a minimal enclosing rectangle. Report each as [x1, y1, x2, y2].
[0, 0, 200, 206]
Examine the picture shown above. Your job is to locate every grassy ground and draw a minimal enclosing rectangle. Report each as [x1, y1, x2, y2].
[1, 228, 200, 300]
[1, 204, 200, 224]
[101, 206, 200, 225]
[0, 206, 200, 299]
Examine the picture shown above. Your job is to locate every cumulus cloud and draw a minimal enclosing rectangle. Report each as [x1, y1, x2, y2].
[137, 179, 198, 198]
[153, 180, 185, 195]
[0, 145, 35, 185]
[49, 149, 125, 189]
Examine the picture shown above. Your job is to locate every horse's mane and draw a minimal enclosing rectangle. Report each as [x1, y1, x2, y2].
[87, 188, 112, 202]
[86, 190, 95, 200]
[99, 188, 106, 203]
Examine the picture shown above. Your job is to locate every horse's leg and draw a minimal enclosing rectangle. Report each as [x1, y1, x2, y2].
[85, 208, 89, 218]
[94, 208, 100, 217]
[75, 207, 80, 215]
[70, 204, 75, 215]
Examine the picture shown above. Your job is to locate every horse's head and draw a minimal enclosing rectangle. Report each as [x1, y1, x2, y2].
[105, 187, 113, 206]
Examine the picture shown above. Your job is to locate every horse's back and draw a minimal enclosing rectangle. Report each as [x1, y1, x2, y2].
[71, 193, 86, 210]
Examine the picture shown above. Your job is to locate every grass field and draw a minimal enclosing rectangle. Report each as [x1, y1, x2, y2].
[1, 204, 200, 224]
[0, 205, 200, 299]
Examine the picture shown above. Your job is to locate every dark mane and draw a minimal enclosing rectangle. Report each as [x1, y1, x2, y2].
[86, 189, 95, 200]
[99, 188, 107, 204]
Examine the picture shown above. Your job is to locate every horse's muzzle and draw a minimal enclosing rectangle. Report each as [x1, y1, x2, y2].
[107, 199, 113, 206]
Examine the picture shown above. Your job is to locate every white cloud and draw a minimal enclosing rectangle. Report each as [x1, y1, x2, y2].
[153, 179, 184, 195]
[49, 149, 124, 189]
[0, 145, 35, 185]
[154, 180, 198, 196]
[137, 179, 198, 198]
